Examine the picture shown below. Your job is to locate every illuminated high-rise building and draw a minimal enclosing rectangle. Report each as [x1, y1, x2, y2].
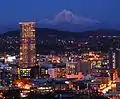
[19, 22, 36, 68]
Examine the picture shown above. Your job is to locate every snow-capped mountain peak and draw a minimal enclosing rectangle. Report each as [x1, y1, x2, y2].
[54, 9, 79, 23]
[41, 9, 99, 25]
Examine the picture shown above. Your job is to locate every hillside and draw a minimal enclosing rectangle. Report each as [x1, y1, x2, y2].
[2, 28, 120, 39]
[0, 28, 120, 54]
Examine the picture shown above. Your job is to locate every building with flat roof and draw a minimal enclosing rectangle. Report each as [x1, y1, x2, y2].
[19, 22, 38, 79]
[19, 22, 36, 68]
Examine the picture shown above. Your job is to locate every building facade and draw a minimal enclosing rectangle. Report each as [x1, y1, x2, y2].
[19, 22, 36, 68]
[19, 22, 37, 79]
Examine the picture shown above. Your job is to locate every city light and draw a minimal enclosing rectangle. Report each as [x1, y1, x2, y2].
[19, 22, 36, 68]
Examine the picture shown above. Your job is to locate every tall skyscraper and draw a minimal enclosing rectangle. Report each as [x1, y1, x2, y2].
[19, 22, 36, 68]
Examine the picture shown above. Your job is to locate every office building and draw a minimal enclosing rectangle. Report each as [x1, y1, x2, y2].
[19, 22, 36, 68]
[19, 22, 37, 78]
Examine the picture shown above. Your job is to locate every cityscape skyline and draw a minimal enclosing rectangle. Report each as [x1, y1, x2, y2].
[0, 21, 119, 98]
[0, 1, 120, 98]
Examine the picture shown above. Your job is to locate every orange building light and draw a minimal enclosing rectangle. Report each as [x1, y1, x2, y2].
[19, 22, 36, 68]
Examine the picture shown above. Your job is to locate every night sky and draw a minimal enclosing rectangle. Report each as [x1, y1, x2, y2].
[0, 0, 120, 26]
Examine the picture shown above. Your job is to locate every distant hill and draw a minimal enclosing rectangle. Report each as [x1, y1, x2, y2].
[0, 28, 120, 54]
[1, 28, 120, 39]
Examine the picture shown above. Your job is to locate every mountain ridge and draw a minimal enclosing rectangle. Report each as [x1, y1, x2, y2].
[37, 9, 101, 32]
[1, 28, 120, 40]
[0, 10, 119, 32]
[41, 9, 99, 25]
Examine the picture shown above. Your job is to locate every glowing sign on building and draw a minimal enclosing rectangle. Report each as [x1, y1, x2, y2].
[20, 68, 31, 77]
